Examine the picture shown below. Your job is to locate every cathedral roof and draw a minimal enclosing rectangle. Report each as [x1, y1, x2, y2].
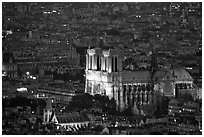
[122, 68, 193, 83]
[55, 112, 90, 124]
[153, 68, 193, 82]
[169, 69, 193, 81]
[152, 70, 167, 80]
[122, 70, 152, 83]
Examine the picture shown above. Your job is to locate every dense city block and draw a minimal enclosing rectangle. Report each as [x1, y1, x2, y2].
[2, 2, 202, 135]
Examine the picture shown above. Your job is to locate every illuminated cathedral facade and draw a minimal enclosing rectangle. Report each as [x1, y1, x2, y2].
[85, 47, 194, 112]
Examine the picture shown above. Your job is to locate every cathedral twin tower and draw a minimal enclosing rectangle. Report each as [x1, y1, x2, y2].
[86, 47, 121, 73]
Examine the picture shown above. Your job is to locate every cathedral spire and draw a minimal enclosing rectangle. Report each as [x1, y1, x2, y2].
[46, 97, 52, 110]
[43, 97, 54, 124]
[99, 37, 104, 48]
[151, 39, 157, 71]
[150, 38, 158, 81]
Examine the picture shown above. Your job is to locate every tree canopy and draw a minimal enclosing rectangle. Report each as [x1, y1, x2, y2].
[67, 93, 117, 114]
[68, 93, 93, 111]
[4, 95, 46, 109]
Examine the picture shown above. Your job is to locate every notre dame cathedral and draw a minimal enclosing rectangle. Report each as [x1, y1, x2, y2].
[85, 47, 194, 114]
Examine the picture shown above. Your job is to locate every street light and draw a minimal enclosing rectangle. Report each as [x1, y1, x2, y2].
[26, 72, 30, 75]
